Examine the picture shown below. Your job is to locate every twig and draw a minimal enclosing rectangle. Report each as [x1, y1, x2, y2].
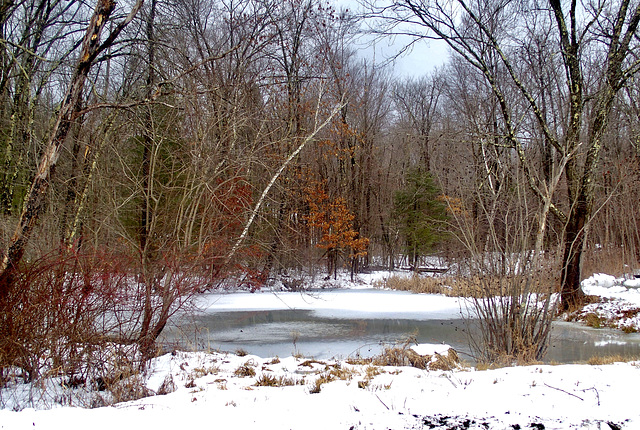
[544, 383, 584, 401]
[375, 393, 390, 410]
[581, 387, 601, 406]
[442, 372, 458, 388]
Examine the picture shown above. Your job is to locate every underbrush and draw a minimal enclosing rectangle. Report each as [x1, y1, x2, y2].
[565, 297, 640, 333]
[0, 247, 212, 410]
[377, 272, 557, 298]
[0, 343, 152, 410]
[581, 247, 633, 279]
[375, 274, 458, 295]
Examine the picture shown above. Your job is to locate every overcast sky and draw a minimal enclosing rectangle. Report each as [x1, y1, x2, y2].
[332, 0, 450, 77]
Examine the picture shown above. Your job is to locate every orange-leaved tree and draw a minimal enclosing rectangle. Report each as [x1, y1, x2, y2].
[305, 181, 369, 279]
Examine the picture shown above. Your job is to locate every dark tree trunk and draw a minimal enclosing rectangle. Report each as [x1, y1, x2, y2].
[560, 207, 587, 311]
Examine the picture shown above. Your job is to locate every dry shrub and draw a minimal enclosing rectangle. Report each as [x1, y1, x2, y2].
[0, 245, 213, 409]
[235, 349, 249, 357]
[308, 373, 333, 394]
[454, 273, 557, 298]
[373, 346, 429, 368]
[328, 365, 359, 381]
[465, 265, 558, 366]
[0, 250, 130, 385]
[379, 272, 556, 298]
[584, 313, 605, 328]
[372, 342, 460, 371]
[234, 363, 256, 378]
[302, 363, 359, 394]
[100, 364, 152, 404]
[299, 359, 326, 368]
[189, 365, 219, 379]
[429, 349, 460, 371]
[345, 357, 372, 366]
[380, 274, 451, 294]
[254, 374, 297, 387]
[378, 274, 461, 296]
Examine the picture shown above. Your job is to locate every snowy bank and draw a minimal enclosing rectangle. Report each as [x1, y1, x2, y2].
[571, 273, 640, 332]
[1, 349, 637, 429]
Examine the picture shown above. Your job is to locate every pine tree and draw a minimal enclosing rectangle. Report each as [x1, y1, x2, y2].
[393, 168, 448, 268]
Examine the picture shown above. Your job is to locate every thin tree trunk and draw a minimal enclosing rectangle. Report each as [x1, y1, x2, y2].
[0, 0, 144, 301]
[226, 99, 345, 264]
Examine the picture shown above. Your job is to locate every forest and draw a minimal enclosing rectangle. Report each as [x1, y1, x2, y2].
[1, 0, 640, 383]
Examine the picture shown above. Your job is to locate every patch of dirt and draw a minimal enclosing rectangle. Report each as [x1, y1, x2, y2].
[414, 415, 629, 430]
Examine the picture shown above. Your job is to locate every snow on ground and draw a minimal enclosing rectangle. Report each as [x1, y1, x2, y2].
[2, 272, 640, 429]
[572, 273, 640, 332]
[1, 349, 637, 429]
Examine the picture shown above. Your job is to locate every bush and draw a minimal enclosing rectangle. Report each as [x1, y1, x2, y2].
[372, 340, 460, 371]
[0, 245, 211, 409]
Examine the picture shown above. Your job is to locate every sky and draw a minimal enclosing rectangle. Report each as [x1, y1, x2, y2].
[331, 0, 451, 77]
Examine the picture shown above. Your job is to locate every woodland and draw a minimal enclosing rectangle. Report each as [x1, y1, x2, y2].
[1, 0, 640, 384]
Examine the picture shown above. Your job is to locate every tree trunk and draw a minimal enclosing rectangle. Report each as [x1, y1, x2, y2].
[0, 0, 143, 301]
[560, 204, 588, 310]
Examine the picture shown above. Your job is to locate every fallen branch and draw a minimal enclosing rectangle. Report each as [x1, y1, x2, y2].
[544, 383, 584, 401]
[581, 387, 601, 406]
[375, 393, 390, 410]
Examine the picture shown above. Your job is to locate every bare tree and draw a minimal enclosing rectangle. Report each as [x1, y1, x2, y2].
[366, 0, 640, 309]
[0, 0, 145, 300]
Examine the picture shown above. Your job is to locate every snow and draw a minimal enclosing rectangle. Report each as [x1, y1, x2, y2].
[1, 350, 638, 429]
[411, 343, 451, 356]
[201, 288, 468, 320]
[2, 272, 640, 429]
[575, 273, 640, 332]
[582, 273, 640, 306]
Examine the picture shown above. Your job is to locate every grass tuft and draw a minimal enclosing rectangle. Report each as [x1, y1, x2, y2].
[254, 374, 297, 387]
[372, 341, 460, 371]
[233, 363, 256, 378]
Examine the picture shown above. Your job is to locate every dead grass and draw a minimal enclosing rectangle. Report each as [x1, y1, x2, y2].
[299, 359, 326, 368]
[587, 355, 639, 365]
[233, 362, 256, 378]
[327, 364, 359, 381]
[378, 272, 556, 298]
[101, 365, 152, 404]
[372, 341, 460, 371]
[190, 365, 219, 379]
[567, 300, 640, 333]
[254, 374, 298, 387]
[235, 349, 249, 357]
[308, 373, 333, 394]
[377, 274, 454, 295]
[584, 313, 605, 328]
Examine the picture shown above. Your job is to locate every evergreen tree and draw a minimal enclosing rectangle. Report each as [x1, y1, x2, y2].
[393, 168, 448, 268]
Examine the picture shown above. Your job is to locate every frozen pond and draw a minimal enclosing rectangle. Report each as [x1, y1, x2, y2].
[163, 288, 640, 363]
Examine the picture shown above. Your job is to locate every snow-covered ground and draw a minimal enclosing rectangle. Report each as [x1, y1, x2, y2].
[2, 272, 640, 429]
[571, 273, 640, 332]
[1, 349, 637, 429]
